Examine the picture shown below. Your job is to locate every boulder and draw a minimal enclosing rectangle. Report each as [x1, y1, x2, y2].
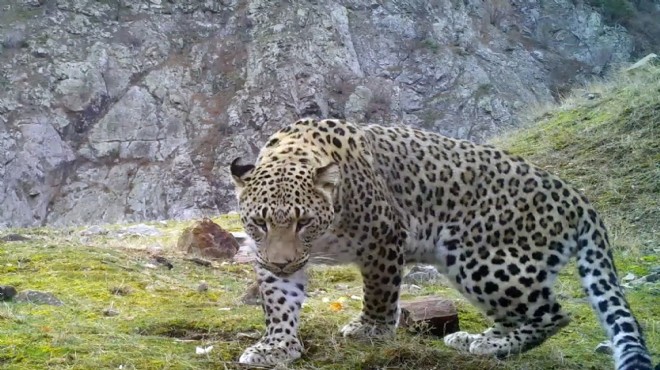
[177, 218, 239, 260]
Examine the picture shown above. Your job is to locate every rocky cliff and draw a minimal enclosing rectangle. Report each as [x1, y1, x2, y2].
[0, 0, 650, 228]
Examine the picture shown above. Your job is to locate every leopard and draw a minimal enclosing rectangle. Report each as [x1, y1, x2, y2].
[229, 118, 653, 370]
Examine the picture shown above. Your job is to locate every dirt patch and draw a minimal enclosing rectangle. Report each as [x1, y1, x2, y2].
[137, 321, 236, 341]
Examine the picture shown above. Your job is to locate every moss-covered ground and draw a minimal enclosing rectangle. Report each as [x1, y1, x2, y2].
[1, 65, 659, 369]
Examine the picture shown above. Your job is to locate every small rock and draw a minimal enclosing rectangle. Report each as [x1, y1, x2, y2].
[19, 0, 45, 6]
[195, 345, 213, 355]
[595, 340, 613, 355]
[399, 296, 459, 337]
[80, 225, 108, 236]
[153, 256, 174, 270]
[197, 281, 209, 293]
[404, 265, 440, 284]
[626, 53, 659, 73]
[103, 307, 120, 317]
[32, 47, 49, 58]
[622, 273, 636, 281]
[118, 224, 162, 238]
[0, 286, 18, 300]
[647, 273, 660, 283]
[401, 284, 422, 292]
[0, 234, 30, 242]
[236, 331, 261, 339]
[147, 245, 164, 254]
[531, 50, 545, 61]
[110, 286, 132, 296]
[177, 218, 239, 261]
[636, 272, 660, 284]
[230, 231, 249, 245]
[15, 290, 63, 306]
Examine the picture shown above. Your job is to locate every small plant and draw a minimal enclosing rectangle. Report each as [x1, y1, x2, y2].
[586, 0, 634, 23]
[420, 38, 440, 54]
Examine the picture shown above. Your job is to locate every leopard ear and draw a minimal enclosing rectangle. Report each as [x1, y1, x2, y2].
[314, 162, 340, 197]
[230, 157, 255, 193]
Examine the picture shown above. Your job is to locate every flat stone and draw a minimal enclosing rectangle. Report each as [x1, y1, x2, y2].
[15, 290, 63, 306]
[622, 273, 636, 281]
[80, 225, 108, 236]
[0, 234, 30, 242]
[595, 340, 613, 355]
[399, 296, 459, 337]
[643, 272, 660, 283]
[118, 224, 162, 237]
[103, 307, 120, 317]
[404, 265, 440, 284]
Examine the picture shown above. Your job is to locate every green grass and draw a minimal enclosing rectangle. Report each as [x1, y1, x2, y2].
[1, 66, 660, 369]
[0, 223, 657, 369]
[493, 63, 659, 254]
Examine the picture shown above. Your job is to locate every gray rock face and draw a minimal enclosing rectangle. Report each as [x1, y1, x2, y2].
[0, 0, 649, 228]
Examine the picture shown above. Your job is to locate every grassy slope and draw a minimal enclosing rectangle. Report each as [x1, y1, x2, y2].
[1, 66, 659, 369]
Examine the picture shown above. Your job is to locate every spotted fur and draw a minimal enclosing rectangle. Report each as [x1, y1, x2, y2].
[230, 118, 652, 369]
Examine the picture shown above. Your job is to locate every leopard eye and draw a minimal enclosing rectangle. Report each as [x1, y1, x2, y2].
[253, 218, 268, 232]
[296, 218, 312, 232]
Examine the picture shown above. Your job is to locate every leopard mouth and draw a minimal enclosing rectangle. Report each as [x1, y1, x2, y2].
[259, 256, 309, 276]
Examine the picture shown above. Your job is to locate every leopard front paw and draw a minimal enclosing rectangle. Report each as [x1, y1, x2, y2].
[443, 331, 481, 352]
[238, 336, 303, 366]
[340, 315, 396, 339]
[468, 337, 504, 356]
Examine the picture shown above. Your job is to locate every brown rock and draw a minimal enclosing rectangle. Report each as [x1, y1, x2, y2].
[399, 296, 460, 337]
[177, 218, 239, 260]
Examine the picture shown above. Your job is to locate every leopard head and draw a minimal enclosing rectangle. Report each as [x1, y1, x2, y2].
[230, 157, 340, 275]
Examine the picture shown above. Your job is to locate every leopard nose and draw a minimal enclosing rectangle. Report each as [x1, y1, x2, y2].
[271, 262, 290, 270]
[273, 262, 290, 270]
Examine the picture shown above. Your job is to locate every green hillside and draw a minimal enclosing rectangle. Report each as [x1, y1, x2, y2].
[494, 62, 659, 254]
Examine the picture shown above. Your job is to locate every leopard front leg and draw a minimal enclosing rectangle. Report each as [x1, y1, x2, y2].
[238, 266, 306, 366]
[340, 242, 403, 340]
